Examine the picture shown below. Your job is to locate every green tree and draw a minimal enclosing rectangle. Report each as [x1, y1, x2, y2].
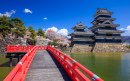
[52, 39, 57, 46]
[37, 28, 45, 37]
[0, 16, 12, 38]
[11, 17, 26, 38]
[28, 25, 36, 40]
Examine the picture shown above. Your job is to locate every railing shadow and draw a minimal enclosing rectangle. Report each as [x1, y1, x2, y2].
[47, 50, 72, 81]
[0, 59, 17, 67]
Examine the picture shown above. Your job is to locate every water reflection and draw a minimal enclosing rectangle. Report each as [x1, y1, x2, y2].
[70, 52, 130, 81]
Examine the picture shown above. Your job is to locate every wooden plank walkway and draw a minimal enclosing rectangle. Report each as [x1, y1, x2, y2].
[25, 50, 71, 81]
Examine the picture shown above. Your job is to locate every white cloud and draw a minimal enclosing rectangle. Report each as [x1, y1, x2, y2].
[120, 25, 130, 36]
[126, 25, 130, 31]
[119, 25, 130, 31]
[43, 17, 47, 20]
[57, 29, 68, 36]
[43, 28, 45, 31]
[23, 9, 32, 13]
[46, 26, 58, 32]
[0, 10, 16, 17]
[46, 27, 69, 36]
[119, 28, 125, 30]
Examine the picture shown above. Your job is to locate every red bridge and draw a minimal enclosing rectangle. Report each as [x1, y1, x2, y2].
[4, 45, 103, 81]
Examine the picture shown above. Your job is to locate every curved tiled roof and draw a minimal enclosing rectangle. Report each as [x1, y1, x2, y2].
[93, 8, 113, 17]
[71, 22, 87, 29]
[96, 29, 124, 33]
[68, 31, 94, 36]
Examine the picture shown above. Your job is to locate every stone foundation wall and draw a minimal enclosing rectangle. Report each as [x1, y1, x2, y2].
[36, 40, 48, 46]
[92, 43, 130, 53]
[0, 38, 26, 55]
[71, 44, 92, 52]
[56, 47, 72, 52]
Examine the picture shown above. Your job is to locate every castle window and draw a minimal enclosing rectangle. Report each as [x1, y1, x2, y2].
[80, 36, 83, 37]
[106, 34, 112, 36]
[79, 25, 83, 26]
[106, 26, 111, 29]
[76, 29, 84, 31]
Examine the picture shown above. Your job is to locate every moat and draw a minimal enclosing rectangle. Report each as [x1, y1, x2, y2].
[0, 52, 130, 81]
[68, 52, 130, 81]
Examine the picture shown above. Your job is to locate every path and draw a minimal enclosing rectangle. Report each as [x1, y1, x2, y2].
[25, 50, 71, 81]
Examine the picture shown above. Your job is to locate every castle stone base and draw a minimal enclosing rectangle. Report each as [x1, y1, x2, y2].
[71, 44, 92, 52]
[92, 43, 130, 53]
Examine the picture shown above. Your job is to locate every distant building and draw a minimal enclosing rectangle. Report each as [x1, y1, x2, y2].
[69, 22, 94, 46]
[89, 8, 124, 43]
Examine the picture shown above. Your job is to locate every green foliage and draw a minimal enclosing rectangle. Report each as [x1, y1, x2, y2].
[52, 39, 57, 46]
[11, 17, 27, 38]
[27, 39, 36, 45]
[0, 16, 12, 38]
[126, 46, 130, 49]
[28, 25, 36, 40]
[48, 42, 51, 45]
[37, 28, 45, 37]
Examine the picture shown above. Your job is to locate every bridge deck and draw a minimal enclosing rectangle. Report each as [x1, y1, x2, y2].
[25, 50, 71, 81]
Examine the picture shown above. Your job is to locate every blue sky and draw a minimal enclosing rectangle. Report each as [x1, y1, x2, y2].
[0, 0, 130, 36]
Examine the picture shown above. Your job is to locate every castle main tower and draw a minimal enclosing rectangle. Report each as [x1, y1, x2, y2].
[89, 8, 129, 52]
[89, 8, 124, 43]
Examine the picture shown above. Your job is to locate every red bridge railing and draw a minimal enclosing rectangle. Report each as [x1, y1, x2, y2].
[4, 45, 37, 81]
[4, 45, 103, 81]
[47, 46, 103, 81]
[37, 46, 47, 50]
[7, 44, 34, 52]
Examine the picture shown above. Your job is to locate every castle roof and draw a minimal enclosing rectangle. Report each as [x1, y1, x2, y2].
[71, 22, 87, 29]
[95, 29, 124, 33]
[93, 8, 113, 17]
[68, 30, 94, 36]
[89, 23, 120, 30]
[70, 38, 94, 41]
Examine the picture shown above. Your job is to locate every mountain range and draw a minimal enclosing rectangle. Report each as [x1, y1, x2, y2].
[122, 36, 130, 43]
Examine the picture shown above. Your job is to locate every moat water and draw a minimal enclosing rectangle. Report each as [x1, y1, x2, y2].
[0, 52, 130, 81]
[67, 52, 130, 81]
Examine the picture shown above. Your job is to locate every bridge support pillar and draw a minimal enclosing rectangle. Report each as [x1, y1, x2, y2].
[18, 57, 20, 62]
[17, 55, 21, 62]
[9, 58, 12, 67]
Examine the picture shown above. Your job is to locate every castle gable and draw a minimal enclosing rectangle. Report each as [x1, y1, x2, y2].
[102, 20, 113, 24]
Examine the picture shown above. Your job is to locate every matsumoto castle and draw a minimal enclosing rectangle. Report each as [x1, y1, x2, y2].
[69, 8, 129, 52]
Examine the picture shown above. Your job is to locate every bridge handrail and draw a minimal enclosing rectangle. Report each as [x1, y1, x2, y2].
[47, 46, 103, 81]
[37, 46, 47, 50]
[4, 45, 37, 81]
[7, 44, 34, 52]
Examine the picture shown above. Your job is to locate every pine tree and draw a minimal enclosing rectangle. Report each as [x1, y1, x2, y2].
[37, 28, 45, 37]
[28, 25, 36, 40]
[11, 17, 26, 38]
[0, 16, 12, 38]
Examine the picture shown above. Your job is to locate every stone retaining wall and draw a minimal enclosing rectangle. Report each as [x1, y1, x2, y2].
[92, 43, 130, 52]
[71, 44, 92, 52]
[36, 40, 48, 46]
[0, 38, 26, 55]
[56, 47, 72, 52]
